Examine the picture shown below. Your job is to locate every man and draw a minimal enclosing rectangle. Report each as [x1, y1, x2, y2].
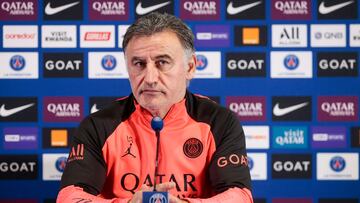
[57, 12, 253, 203]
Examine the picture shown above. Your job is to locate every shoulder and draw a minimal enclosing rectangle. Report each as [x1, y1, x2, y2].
[185, 91, 236, 126]
[185, 91, 242, 145]
[75, 95, 136, 143]
[89, 95, 135, 123]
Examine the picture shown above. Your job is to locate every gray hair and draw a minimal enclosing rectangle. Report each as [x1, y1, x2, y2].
[122, 12, 195, 56]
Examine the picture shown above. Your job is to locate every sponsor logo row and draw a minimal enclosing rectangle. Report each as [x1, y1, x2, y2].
[249, 153, 359, 181]
[0, 153, 358, 181]
[0, 96, 359, 122]
[0, 154, 66, 180]
[244, 126, 360, 149]
[229, 96, 359, 121]
[2, 126, 360, 150]
[1, 25, 128, 48]
[2, 127, 73, 149]
[197, 24, 360, 48]
[0, 51, 359, 79]
[0, 0, 359, 21]
[2, 24, 360, 48]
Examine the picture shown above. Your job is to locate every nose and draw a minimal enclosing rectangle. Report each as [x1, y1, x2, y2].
[144, 62, 159, 85]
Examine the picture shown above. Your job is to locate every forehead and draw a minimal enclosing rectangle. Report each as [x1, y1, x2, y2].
[125, 31, 184, 58]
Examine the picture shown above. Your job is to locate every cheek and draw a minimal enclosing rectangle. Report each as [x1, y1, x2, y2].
[168, 75, 186, 91]
[129, 76, 141, 90]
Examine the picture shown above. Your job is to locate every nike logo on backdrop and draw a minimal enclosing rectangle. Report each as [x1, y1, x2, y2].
[0, 103, 35, 117]
[273, 102, 308, 116]
[45, 1, 80, 15]
[318, 1, 354, 14]
[136, 1, 171, 15]
[227, 1, 262, 15]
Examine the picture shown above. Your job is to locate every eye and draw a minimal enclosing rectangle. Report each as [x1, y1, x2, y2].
[155, 59, 172, 72]
[133, 60, 146, 68]
[156, 60, 168, 67]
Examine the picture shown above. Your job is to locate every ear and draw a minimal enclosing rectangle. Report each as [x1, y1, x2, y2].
[185, 53, 196, 80]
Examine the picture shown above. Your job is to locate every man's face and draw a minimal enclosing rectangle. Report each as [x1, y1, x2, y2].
[125, 30, 196, 116]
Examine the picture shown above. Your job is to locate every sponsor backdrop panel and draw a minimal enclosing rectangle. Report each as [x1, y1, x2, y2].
[0, 0, 360, 202]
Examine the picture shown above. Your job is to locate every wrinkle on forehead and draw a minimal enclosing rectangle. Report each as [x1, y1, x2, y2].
[125, 31, 184, 60]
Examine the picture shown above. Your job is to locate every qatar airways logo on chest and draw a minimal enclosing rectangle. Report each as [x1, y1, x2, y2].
[121, 173, 198, 198]
[226, 96, 266, 121]
[43, 97, 83, 122]
[318, 96, 358, 121]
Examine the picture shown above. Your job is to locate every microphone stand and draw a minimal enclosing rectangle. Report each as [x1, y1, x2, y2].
[142, 116, 168, 202]
[153, 129, 160, 191]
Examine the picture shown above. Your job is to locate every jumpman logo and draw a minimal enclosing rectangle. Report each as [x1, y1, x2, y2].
[122, 142, 136, 158]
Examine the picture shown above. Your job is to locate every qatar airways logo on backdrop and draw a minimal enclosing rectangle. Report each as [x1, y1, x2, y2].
[43, 97, 83, 122]
[0, 0, 37, 20]
[272, 0, 311, 20]
[226, 96, 266, 121]
[180, 0, 220, 20]
[89, 0, 129, 20]
[318, 96, 358, 121]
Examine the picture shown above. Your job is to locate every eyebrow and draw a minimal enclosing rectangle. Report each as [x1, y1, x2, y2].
[154, 54, 172, 60]
[131, 56, 145, 62]
[130, 54, 173, 63]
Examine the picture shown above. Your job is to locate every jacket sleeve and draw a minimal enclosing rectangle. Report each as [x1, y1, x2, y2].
[59, 116, 108, 197]
[57, 185, 131, 203]
[185, 187, 253, 203]
[204, 108, 253, 202]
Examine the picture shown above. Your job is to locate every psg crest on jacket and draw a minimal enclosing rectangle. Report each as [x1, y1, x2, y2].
[183, 138, 203, 158]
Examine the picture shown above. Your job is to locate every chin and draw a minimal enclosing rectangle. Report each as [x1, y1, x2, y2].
[140, 100, 160, 110]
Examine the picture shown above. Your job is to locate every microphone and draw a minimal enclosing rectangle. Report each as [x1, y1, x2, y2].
[151, 116, 164, 132]
[142, 117, 168, 202]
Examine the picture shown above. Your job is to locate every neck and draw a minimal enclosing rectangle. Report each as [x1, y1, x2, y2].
[147, 106, 170, 119]
[143, 97, 186, 119]
[136, 91, 187, 119]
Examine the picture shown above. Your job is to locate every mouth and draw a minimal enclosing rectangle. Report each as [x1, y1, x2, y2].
[140, 89, 164, 95]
